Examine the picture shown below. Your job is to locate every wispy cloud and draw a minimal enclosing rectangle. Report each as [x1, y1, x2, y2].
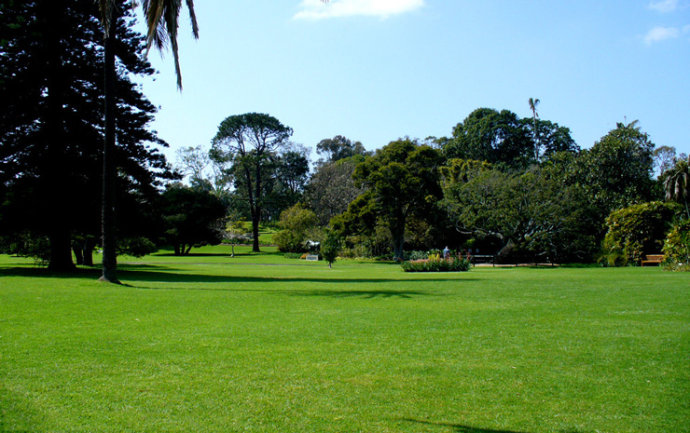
[644, 26, 681, 44]
[294, 0, 425, 20]
[648, 0, 679, 13]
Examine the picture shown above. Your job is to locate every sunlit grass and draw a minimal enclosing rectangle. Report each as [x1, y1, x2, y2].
[1, 247, 688, 432]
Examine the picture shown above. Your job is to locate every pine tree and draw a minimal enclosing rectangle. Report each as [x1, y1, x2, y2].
[0, 0, 172, 270]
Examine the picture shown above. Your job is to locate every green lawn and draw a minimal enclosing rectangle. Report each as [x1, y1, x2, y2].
[1, 247, 688, 433]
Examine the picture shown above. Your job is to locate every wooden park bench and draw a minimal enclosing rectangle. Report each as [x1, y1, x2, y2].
[641, 254, 663, 266]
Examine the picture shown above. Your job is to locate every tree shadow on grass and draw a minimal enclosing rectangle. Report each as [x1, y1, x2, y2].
[288, 289, 429, 299]
[118, 269, 469, 286]
[0, 266, 101, 279]
[0, 266, 476, 293]
[403, 418, 525, 432]
[402, 418, 591, 433]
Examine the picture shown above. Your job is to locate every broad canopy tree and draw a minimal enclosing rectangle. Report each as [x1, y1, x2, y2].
[316, 135, 369, 164]
[305, 157, 366, 226]
[570, 120, 656, 225]
[210, 113, 293, 252]
[441, 164, 598, 262]
[337, 139, 443, 260]
[160, 185, 227, 256]
[441, 107, 577, 169]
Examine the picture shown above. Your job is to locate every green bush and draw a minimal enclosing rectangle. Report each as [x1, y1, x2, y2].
[602, 201, 679, 265]
[401, 257, 471, 272]
[274, 204, 318, 253]
[662, 219, 690, 271]
[118, 237, 157, 258]
[407, 250, 428, 261]
[321, 231, 342, 268]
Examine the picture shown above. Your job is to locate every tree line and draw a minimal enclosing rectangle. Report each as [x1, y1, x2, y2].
[176, 108, 688, 269]
[1, 1, 688, 272]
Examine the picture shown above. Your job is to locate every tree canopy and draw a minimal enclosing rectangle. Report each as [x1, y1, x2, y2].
[342, 139, 443, 260]
[210, 113, 293, 252]
[0, 0, 171, 270]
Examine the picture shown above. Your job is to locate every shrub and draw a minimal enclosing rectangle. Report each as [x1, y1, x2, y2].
[321, 231, 342, 268]
[274, 204, 318, 253]
[602, 201, 679, 265]
[401, 257, 471, 272]
[407, 250, 427, 261]
[662, 219, 690, 271]
[118, 237, 157, 258]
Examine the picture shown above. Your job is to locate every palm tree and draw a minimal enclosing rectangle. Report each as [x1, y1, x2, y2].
[96, 0, 198, 283]
[528, 97, 540, 162]
[664, 156, 690, 219]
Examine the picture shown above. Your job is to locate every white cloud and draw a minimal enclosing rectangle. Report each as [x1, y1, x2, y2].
[644, 26, 681, 44]
[648, 0, 678, 13]
[294, 0, 425, 20]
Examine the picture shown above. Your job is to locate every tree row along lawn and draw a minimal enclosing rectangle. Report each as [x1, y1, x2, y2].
[1, 246, 688, 433]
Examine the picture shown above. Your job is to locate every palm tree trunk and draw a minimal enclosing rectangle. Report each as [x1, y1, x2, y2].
[100, 21, 120, 284]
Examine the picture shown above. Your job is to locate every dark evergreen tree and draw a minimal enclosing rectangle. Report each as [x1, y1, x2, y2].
[0, 0, 172, 270]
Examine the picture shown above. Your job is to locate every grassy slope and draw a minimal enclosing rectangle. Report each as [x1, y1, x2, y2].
[1, 247, 688, 433]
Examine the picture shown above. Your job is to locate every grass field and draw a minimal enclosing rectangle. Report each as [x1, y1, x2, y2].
[1, 246, 689, 433]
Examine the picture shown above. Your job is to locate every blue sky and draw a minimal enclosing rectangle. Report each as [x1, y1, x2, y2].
[138, 0, 690, 165]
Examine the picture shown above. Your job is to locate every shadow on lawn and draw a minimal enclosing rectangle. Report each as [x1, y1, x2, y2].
[118, 269, 466, 286]
[289, 289, 428, 299]
[403, 418, 525, 432]
[403, 419, 591, 433]
[152, 252, 282, 258]
[0, 266, 475, 292]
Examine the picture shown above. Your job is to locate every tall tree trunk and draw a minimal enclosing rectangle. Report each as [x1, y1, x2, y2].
[42, 0, 74, 272]
[73, 242, 84, 265]
[252, 161, 263, 253]
[83, 237, 95, 266]
[391, 215, 406, 261]
[100, 19, 119, 283]
[251, 212, 260, 252]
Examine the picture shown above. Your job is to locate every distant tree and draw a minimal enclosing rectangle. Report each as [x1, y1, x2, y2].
[442, 108, 534, 169]
[305, 158, 366, 225]
[177, 145, 212, 188]
[224, 220, 251, 257]
[528, 97, 541, 161]
[160, 186, 227, 256]
[262, 144, 311, 221]
[442, 165, 599, 262]
[321, 231, 342, 268]
[663, 156, 689, 218]
[211, 113, 293, 252]
[273, 204, 319, 253]
[347, 139, 443, 260]
[653, 146, 677, 177]
[603, 201, 679, 264]
[316, 135, 369, 163]
[529, 119, 579, 160]
[577, 120, 655, 218]
[176, 145, 232, 198]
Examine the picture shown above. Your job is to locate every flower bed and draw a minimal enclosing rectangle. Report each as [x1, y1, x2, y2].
[401, 257, 471, 272]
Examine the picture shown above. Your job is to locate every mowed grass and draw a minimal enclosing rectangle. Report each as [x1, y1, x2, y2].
[1, 247, 689, 433]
